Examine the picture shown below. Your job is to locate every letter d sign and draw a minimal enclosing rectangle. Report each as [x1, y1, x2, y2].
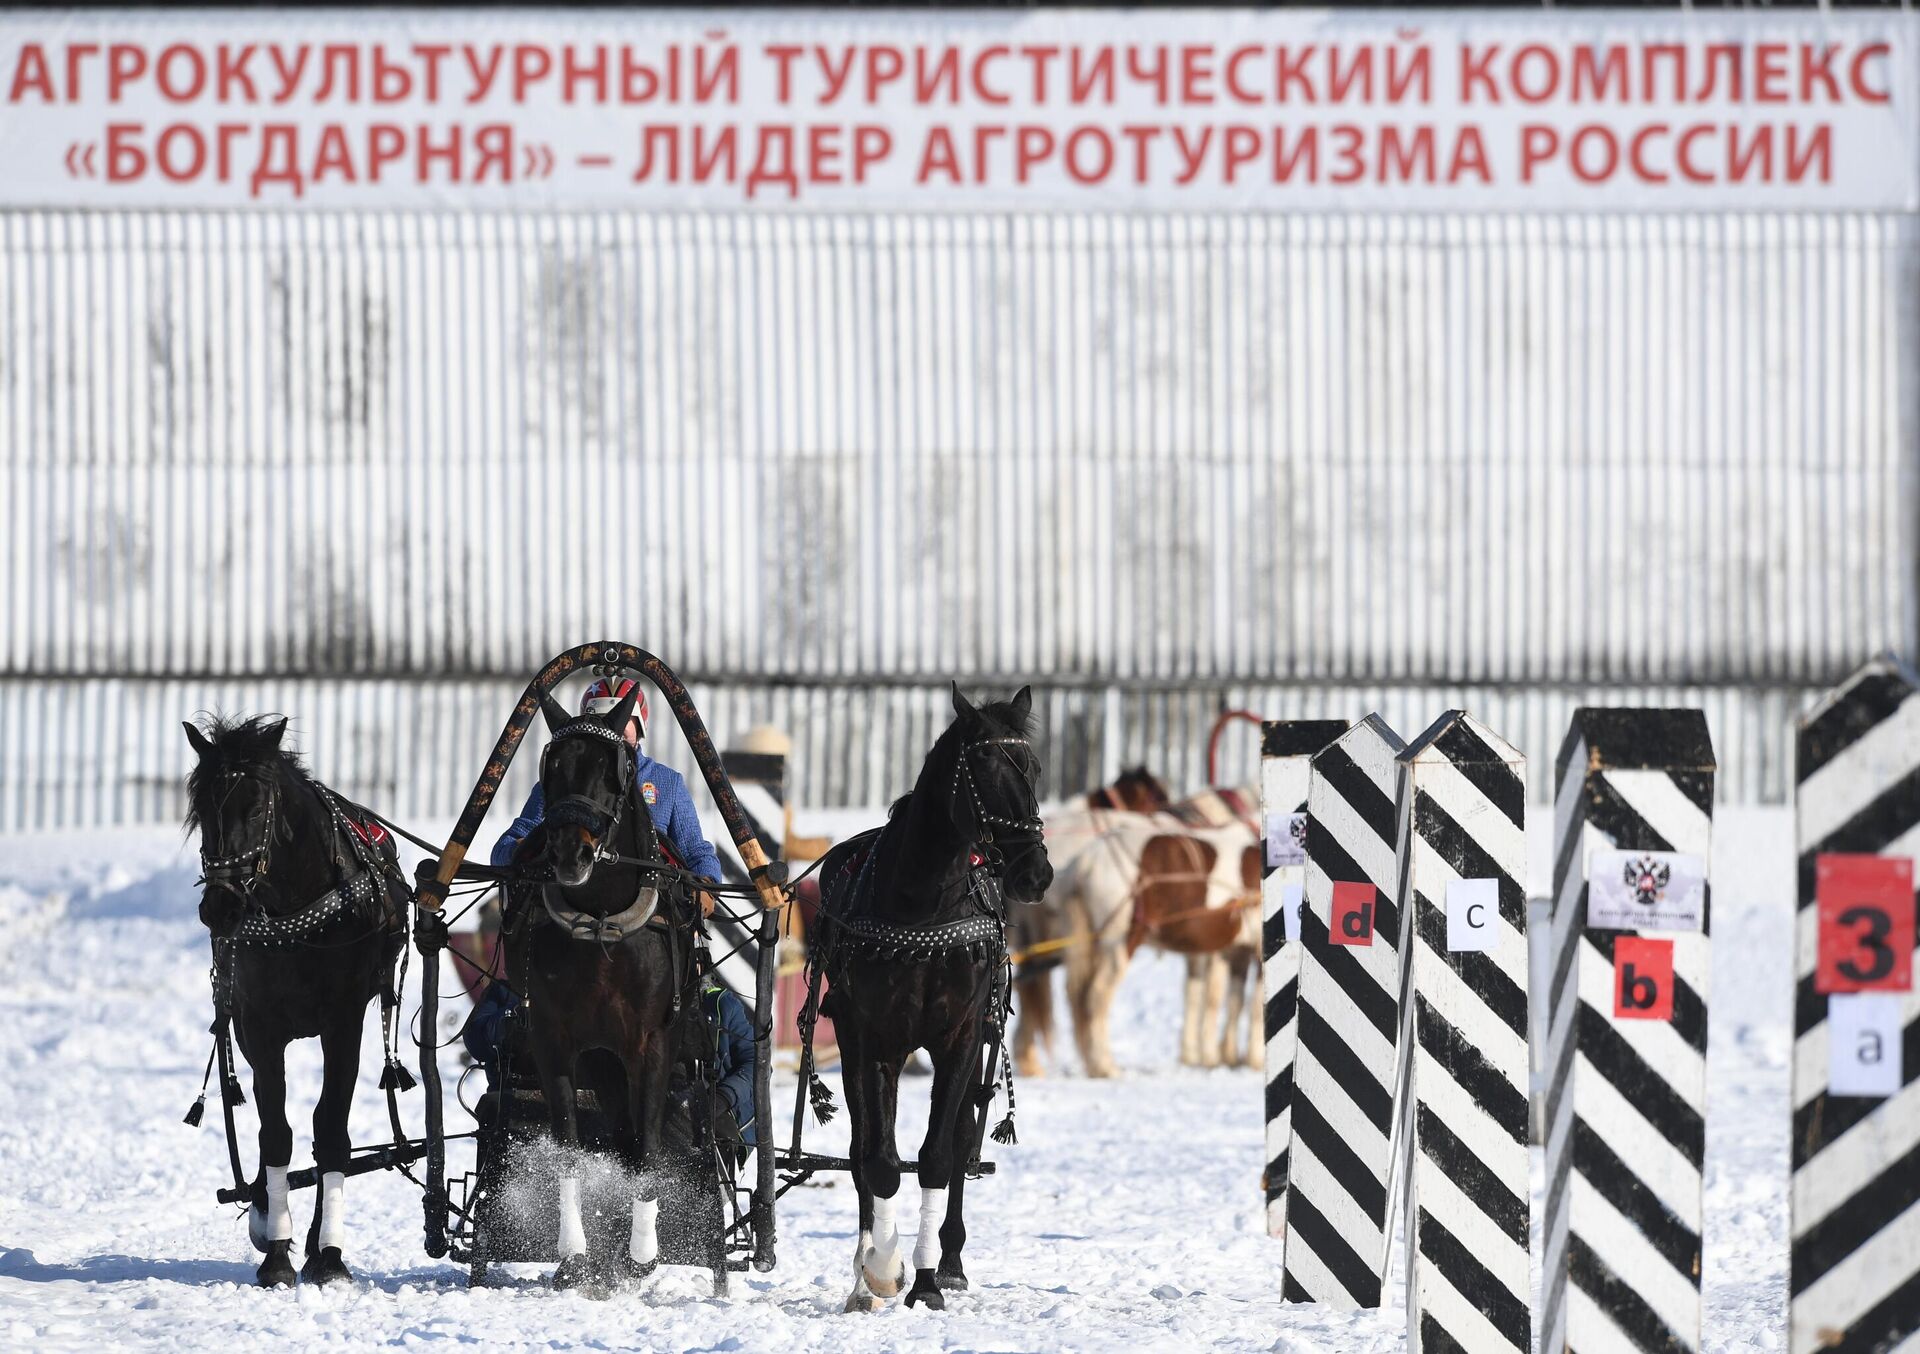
[1614, 936, 1675, 1021]
[1330, 881, 1375, 947]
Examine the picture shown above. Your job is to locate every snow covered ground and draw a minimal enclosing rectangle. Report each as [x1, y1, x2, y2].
[0, 808, 1795, 1352]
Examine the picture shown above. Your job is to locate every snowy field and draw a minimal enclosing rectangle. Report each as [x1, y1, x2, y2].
[1, 808, 1794, 1352]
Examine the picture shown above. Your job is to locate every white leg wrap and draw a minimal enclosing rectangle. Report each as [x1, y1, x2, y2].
[316, 1171, 346, 1251]
[862, 1194, 904, 1295]
[629, 1197, 659, 1266]
[264, 1165, 293, 1242]
[556, 1177, 587, 1258]
[869, 1193, 899, 1256]
[913, 1187, 948, 1271]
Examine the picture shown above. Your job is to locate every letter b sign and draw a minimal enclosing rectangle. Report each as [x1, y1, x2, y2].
[1614, 936, 1675, 1021]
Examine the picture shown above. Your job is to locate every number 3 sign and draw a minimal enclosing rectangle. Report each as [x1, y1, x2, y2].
[1815, 854, 1916, 995]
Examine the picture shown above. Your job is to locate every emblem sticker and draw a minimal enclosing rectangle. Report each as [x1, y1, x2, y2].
[641, 781, 658, 806]
[1587, 849, 1707, 933]
[1265, 812, 1307, 869]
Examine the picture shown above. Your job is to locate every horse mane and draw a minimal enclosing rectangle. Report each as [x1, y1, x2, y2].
[887, 695, 1036, 821]
[183, 713, 314, 833]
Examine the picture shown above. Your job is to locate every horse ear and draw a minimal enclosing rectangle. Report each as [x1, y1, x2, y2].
[262, 717, 287, 749]
[951, 680, 976, 721]
[182, 721, 213, 757]
[540, 693, 570, 732]
[607, 685, 639, 732]
[1010, 685, 1033, 721]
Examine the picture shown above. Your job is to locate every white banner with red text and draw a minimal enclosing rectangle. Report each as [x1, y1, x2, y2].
[1, 8, 1915, 212]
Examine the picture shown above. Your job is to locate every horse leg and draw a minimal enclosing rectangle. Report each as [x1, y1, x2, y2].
[1199, 953, 1228, 1068]
[241, 1028, 296, 1288]
[906, 1028, 981, 1310]
[839, 1022, 881, 1313]
[1085, 946, 1127, 1078]
[1012, 969, 1051, 1078]
[1063, 933, 1100, 1078]
[1228, 948, 1259, 1068]
[856, 1053, 907, 1301]
[622, 1038, 670, 1283]
[1179, 955, 1207, 1066]
[298, 1012, 362, 1286]
[538, 1053, 592, 1290]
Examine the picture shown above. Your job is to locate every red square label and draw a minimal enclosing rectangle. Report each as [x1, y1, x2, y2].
[1329, 881, 1376, 947]
[1816, 854, 1915, 994]
[1614, 936, 1675, 1021]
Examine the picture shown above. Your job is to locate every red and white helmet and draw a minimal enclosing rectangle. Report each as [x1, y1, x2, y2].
[580, 676, 648, 737]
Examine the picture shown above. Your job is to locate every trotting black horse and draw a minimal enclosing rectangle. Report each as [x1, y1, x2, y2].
[183, 716, 409, 1287]
[805, 684, 1054, 1311]
[502, 685, 699, 1293]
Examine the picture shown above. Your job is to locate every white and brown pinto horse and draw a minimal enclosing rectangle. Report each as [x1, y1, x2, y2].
[1019, 786, 1263, 1079]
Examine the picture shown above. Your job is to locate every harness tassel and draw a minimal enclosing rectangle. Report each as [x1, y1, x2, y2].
[222, 1074, 246, 1108]
[183, 1043, 215, 1127]
[378, 1059, 417, 1093]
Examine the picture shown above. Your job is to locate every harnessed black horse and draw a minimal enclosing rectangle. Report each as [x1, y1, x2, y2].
[494, 686, 711, 1294]
[183, 715, 412, 1288]
[798, 683, 1053, 1311]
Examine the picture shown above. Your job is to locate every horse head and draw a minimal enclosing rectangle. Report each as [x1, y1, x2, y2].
[947, 683, 1054, 904]
[536, 685, 655, 892]
[184, 715, 300, 929]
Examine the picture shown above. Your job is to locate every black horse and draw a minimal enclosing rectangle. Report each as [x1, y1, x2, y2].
[502, 686, 698, 1293]
[183, 716, 408, 1288]
[808, 684, 1054, 1311]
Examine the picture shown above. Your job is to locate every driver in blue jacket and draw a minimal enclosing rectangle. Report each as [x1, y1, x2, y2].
[491, 676, 725, 889]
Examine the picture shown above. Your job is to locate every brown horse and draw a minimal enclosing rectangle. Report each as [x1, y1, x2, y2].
[1011, 768, 1172, 1076]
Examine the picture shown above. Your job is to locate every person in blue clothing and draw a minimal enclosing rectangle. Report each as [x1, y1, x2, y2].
[490, 676, 725, 892]
[700, 976, 759, 1155]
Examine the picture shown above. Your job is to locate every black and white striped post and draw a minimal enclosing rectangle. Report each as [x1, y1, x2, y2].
[711, 745, 787, 1011]
[1542, 708, 1715, 1354]
[1260, 718, 1349, 1242]
[1282, 713, 1408, 1309]
[1790, 656, 1920, 1354]
[1393, 711, 1530, 1354]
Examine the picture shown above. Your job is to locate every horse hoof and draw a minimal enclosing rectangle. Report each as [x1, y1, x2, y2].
[843, 1291, 880, 1314]
[299, 1246, 353, 1287]
[904, 1269, 945, 1310]
[256, 1242, 295, 1288]
[936, 1257, 969, 1291]
[862, 1250, 905, 1298]
[551, 1254, 595, 1292]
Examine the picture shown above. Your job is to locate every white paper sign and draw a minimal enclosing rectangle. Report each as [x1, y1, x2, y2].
[1281, 883, 1305, 944]
[1828, 993, 1904, 1098]
[1265, 813, 1307, 870]
[1447, 878, 1500, 953]
[1587, 849, 1707, 933]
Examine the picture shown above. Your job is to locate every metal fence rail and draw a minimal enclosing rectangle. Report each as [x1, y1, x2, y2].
[1, 209, 1912, 822]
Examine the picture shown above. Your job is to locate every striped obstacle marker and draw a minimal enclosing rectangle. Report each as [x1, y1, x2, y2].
[1393, 711, 1530, 1354]
[707, 747, 786, 1011]
[1260, 718, 1350, 1241]
[1282, 713, 1408, 1309]
[1542, 708, 1715, 1354]
[1790, 656, 1920, 1354]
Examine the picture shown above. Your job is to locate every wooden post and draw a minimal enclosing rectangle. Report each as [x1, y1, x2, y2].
[1260, 718, 1348, 1242]
[1789, 656, 1920, 1354]
[1541, 708, 1715, 1354]
[1394, 711, 1530, 1354]
[1282, 713, 1407, 1309]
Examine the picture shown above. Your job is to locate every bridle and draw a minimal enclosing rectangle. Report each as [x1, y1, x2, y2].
[540, 718, 637, 865]
[951, 734, 1046, 865]
[199, 769, 279, 897]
